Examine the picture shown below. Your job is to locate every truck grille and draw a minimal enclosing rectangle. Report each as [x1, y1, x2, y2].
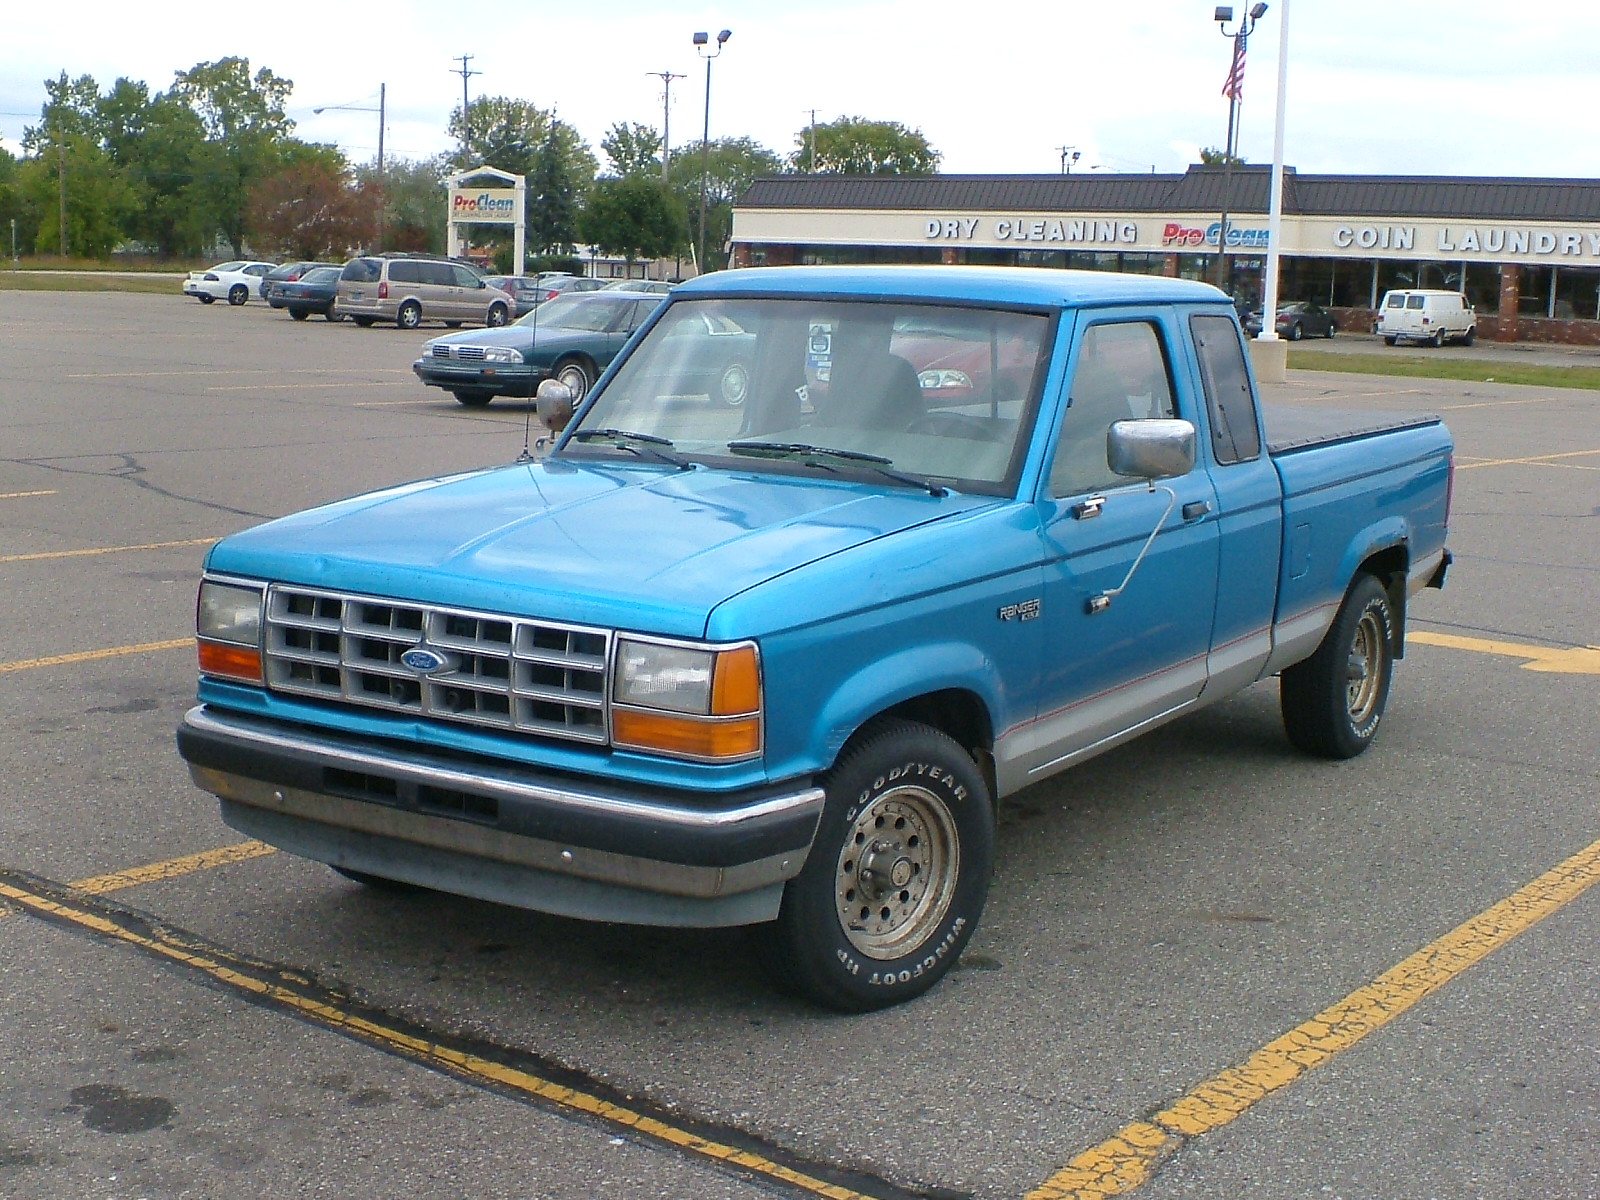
[262, 585, 611, 744]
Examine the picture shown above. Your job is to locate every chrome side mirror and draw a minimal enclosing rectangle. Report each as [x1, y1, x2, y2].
[536, 379, 575, 434]
[1107, 418, 1196, 480]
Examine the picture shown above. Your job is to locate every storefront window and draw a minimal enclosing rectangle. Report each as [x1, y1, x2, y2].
[1463, 264, 1501, 314]
[1553, 267, 1600, 320]
[1517, 267, 1555, 317]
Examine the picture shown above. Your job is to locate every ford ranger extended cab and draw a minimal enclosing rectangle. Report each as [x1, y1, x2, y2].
[177, 266, 1453, 1011]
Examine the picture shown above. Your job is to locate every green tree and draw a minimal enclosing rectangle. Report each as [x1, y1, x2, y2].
[22, 75, 137, 257]
[169, 57, 296, 256]
[577, 174, 687, 266]
[358, 156, 448, 254]
[1198, 147, 1246, 167]
[600, 122, 662, 177]
[791, 116, 940, 175]
[674, 136, 782, 271]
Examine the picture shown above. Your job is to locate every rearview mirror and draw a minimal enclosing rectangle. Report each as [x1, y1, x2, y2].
[536, 379, 575, 434]
[1107, 418, 1196, 480]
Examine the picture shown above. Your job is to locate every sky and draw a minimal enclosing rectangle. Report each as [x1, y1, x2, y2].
[3, 0, 1597, 181]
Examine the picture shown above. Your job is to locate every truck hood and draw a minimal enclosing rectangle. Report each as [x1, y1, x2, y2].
[207, 460, 989, 637]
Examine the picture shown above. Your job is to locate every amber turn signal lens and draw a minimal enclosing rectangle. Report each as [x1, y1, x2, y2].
[197, 639, 263, 684]
[612, 709, 760, 759]
[711, 645, 761, 715]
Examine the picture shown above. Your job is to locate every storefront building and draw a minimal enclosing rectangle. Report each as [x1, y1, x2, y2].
[729, 166, 1600, 343]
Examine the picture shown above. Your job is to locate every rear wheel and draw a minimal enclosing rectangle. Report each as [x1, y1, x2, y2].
[1461, 327, 1476, 346]
[1430, 329, 1444, 348]
[352, 316, 376, 327]
[396, 301, 422, 330]
[1289, 321, 1304, 341]
[332, 866, 421, 893]
[289, 308, 309, 321]
[762, 720, 993, 1011]
[718, 361, 750, 406]
[227, 284, 249, 306]
[1383, 336, 1397, 346]
[1325, 321, 1337, 338]
[453, 390, 493, 407]
[1281, 574, 1395, 759]
[197, 294, 216, 304]
[485, 303, 510, 328]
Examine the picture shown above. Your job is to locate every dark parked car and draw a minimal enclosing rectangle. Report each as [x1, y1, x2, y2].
[265, 265, 345, 321]
[534, 273, 609, 302]
[1244, 300, 1337, 340]
[480, 276, 544, 318]
[263, 261, 342, 301]
[413, 292, 667, 406]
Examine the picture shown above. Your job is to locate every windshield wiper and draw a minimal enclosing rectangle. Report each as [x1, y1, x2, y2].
[726, 440, 947, 496]
[568, 428, 691, 468]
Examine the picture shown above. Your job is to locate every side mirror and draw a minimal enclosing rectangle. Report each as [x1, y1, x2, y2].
[1107, 418, 1196, 480]
[536, 379, 575, 434]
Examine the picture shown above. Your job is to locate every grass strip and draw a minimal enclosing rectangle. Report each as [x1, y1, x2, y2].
[1287, 349, 1600, 391]
[0, 273, 182, 294]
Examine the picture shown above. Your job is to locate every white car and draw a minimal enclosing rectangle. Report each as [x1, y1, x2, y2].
[183, 261, 277, 306]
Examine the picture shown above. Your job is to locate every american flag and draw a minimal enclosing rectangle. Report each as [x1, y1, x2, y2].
[1222, 37, 1246, 100]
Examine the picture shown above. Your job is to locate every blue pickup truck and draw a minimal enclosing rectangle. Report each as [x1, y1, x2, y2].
[177, 265, 1452, 1011]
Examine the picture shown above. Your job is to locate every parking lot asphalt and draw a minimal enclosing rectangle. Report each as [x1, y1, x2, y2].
[2, 290, 1597, 1200]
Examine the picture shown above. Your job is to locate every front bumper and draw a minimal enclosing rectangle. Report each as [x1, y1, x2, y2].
[177, 705, 823, 926]
[412, 359, 541, 395]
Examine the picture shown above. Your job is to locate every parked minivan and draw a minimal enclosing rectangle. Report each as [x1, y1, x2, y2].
[1375, 289, 1476, 347]
[335, 255, 513, 330]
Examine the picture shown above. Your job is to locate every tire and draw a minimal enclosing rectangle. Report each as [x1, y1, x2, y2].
[763, 719, 994, 1012]
[1431, 329, 1444, 348]
[1383, 336, 1397, 346]
[1289, 321, 1304, 341]
[289, 308, 309, 321]
[1280, 574, 1395, 760]
[332, 866, 420, 893]
[453, 390, 493, 407]
[352, 317, 376, 327]
[485, 303, 510, 329]
[197, 294, 216, 304]
[324, 306, 342, 322]
[444, 321, 462, 328]
[717, 361, 750, 407]
[1461, 327, 1476, 346]
[396, 301, 422, 331]
[553, 357, 594, 402]
[1325, 322, 1336, 338]
[227, 284, 249, 306]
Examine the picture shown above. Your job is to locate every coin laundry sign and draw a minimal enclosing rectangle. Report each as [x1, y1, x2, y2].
[449, 187, 519, 223]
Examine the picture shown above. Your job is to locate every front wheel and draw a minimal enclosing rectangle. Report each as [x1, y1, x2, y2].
[764, 720, 994, 1011]
[227, 284, 249, 306]
[485, 303, 509, 328]
[1280, 574, 1395, 759]
[553, 357, 594, 402]
[289, 308, 309, 321]
[453, 390, 493, 407]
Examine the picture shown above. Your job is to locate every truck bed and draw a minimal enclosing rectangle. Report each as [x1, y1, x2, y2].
[1263, 404, 1443, 456]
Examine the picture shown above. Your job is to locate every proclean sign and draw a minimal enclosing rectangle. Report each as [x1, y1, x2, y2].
[449, 187, 519, 224]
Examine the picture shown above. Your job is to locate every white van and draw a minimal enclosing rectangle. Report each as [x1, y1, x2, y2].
[1375, 290, 1476, 347]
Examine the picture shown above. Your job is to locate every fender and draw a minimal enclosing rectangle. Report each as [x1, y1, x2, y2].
[801, 641, 1005, 775]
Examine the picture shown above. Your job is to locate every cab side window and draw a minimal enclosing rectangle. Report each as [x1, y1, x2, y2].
[1048, 321, 1176, 497]
[1190, 313, 1261, 464]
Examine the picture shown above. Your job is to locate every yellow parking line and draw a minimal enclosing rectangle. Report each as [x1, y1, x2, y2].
[206, 381, 414, 392]
[0, 872, 889, 1200]
[1408, 630, 1600, 674]
[1437, 396, 1560, 412]
[0, 537, 214, 564]
[65, 368, 413, 379]
[0, 639, 191, 675]
[70, 841, 277, 894]
[1457, 446, 1600, 470]
[1026, 835, 1600, 1199]
[0, 490, 57, 500]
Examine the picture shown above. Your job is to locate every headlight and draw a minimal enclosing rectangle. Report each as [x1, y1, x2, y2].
[612, 638, 761, 760]
[482, 347, 524, 364]
[918, 368, 971, 390]
[196, 579, 264, 683]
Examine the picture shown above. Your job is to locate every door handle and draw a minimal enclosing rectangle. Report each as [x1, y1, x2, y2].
[1182, 500, 1211, 520]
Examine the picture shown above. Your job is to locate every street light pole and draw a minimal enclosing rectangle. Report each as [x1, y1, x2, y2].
[693, 29, 731, 276]
[1214, 4, 1268, 297]
[314, 88, 387, 248]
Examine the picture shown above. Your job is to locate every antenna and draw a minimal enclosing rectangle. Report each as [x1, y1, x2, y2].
[515, 284, 546, 464]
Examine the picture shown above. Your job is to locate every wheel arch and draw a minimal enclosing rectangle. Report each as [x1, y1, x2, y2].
[1356, 542, 1410, 657]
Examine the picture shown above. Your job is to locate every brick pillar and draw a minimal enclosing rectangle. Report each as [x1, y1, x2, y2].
[731, 243, 752, 268]
[1162, 254, 1180, 278]
[763, 244, 797, 267]
[1496, 264, 1520, 342]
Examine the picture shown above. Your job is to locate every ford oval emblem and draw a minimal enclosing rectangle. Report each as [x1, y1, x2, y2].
[401, 647, 454, 674]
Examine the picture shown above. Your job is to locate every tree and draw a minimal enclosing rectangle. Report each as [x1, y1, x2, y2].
[1199, 147, 1246, 166]
[600, 122, 661, 177]
[356, 156, 448, 255]
[22, 74, 137, 257]
[169, 57, 296, 255]
[247, 160, 375, 259]
[673, 137, 783, 271]
[577, 174, 687, 266]
[790, 116, 940, 175]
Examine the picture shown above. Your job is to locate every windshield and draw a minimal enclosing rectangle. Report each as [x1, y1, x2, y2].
[514, 294, 631, 331]
[563, 298, 1053, 494]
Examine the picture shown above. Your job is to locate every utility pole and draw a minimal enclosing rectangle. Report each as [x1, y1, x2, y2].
[649, 71, 685, 182]
[452, 55, 480, 161]
[806, 109, 818, 172]
[58, 144, 67, 257]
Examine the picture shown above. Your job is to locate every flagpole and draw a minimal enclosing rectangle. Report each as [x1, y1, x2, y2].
[1214, 5, 1267, 298]
[1258, 0, 1291, 340]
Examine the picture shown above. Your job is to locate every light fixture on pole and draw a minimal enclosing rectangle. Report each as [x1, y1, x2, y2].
[693, 28, 731, 275]
[314, 86, 387, 247]
[1213, 3, 1268, 295]
[1058, 146, 1081, 174]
